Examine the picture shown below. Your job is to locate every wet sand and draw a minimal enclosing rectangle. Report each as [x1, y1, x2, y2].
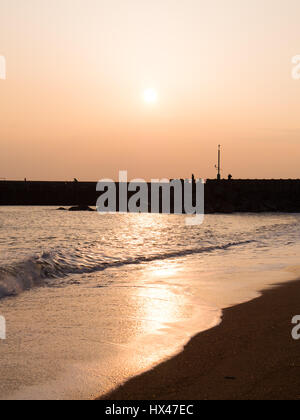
[101, 279, 300, 400]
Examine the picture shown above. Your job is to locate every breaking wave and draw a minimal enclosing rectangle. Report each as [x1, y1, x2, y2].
[0, 240, 253, 299]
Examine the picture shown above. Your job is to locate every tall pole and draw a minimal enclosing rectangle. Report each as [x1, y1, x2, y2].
[217, 145, 221, 180]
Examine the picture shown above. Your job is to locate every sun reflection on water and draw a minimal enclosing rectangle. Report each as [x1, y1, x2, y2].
[133, 261, 188, 329]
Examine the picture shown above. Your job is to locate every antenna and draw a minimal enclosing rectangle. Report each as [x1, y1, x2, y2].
[215, 145, 221, 180]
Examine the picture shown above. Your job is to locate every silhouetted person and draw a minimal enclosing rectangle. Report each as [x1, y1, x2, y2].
[228, 174, 233, 180]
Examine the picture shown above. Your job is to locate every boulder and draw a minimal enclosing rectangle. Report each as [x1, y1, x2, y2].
[68, 205, 96, 212]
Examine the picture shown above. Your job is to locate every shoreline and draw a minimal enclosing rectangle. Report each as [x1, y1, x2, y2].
[100, 279, 300, 400]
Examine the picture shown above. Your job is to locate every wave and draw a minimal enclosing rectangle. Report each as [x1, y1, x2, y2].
[0, 240, 254, 299]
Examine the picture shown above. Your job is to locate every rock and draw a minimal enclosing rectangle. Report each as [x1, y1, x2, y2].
[57, 207, 67, 211]
[68, 205, 96, 212]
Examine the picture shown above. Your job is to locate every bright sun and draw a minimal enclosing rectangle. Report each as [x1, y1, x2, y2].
[143, 88, 158, 104]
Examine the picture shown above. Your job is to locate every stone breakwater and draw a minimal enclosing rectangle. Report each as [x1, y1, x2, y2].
[0, 179, 300, 213]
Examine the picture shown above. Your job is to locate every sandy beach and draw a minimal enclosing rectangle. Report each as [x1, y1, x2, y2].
[102, 279, 300, 400]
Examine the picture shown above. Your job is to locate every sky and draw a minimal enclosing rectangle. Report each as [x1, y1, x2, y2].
[0, 0, 300, 181]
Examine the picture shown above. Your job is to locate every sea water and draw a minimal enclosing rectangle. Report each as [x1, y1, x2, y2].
[0, 207, 299, 399]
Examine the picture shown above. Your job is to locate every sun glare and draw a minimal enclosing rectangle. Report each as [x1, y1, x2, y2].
[143, 88, 158, 104]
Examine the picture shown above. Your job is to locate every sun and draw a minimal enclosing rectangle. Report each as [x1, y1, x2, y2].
[143, 88, 158, 104]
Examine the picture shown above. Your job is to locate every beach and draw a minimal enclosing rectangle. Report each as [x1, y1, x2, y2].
[1, 209, 300, 400]
[103, 279, 300, 400]
[1, 0, 300, 403]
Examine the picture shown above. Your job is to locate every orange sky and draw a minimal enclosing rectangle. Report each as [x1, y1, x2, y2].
[0, 0, 300, 181]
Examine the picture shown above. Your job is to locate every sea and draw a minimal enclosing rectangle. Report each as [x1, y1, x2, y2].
[0, 207, 299, 399]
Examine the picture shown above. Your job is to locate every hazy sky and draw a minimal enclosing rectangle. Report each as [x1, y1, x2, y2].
[0, 0, 300, 180]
